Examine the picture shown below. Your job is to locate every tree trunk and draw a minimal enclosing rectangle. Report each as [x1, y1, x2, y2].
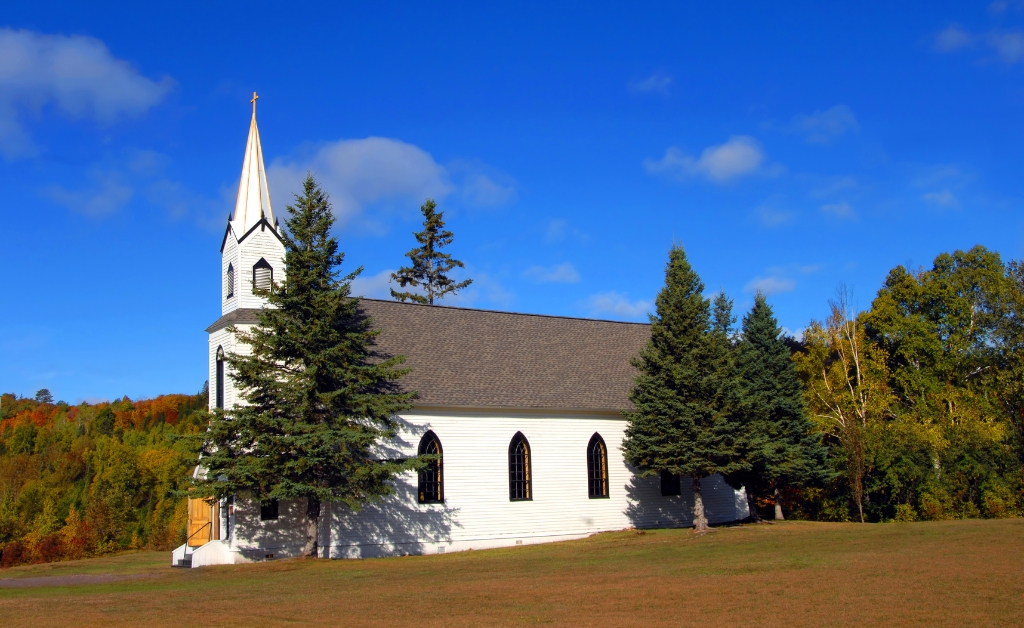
[692, 476, 709, 532]
[302, 496, 321, 557]
[773, 486, 785, 520]
[745, 487, 761, 523]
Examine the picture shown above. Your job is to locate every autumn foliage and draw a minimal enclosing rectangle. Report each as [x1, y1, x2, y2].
[0, 388, 207, 568]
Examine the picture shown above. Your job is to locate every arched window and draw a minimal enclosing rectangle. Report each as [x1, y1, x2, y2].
[253, 258, 273, 293]
[215, 347, 225, 410]
[225, 263, 235, 299]
[587, 433, 609, 498]
[508, 432, 532, 501]
[417, 431, 443, 504]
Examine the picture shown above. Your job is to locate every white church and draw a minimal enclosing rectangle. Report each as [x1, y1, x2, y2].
[173, 98, 749, 568]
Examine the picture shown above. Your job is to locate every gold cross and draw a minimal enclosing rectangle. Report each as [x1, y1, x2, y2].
[251, 91, 258, 115]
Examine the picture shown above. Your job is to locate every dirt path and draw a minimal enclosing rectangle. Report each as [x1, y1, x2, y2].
[0, 573, 147, 588]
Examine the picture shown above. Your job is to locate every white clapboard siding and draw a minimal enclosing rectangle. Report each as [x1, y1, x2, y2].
[221, 222, 285, 315]
[208, 324, 255, 412]
[221, 235, 238, 315]
[236, 227, 285, 311]
[225, 408, 749, 559]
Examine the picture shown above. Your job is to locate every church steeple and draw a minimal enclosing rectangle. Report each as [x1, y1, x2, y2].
[231, 92, 274, 235]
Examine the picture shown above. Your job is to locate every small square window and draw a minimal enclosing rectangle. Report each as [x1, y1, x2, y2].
[260, 499, 279, 521]
[660, 471, 681, 496]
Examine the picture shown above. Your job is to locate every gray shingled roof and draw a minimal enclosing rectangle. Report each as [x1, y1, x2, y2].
[206, 299, 650, 412]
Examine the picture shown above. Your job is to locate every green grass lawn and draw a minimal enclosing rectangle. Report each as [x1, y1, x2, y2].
[2, 519, 1023, 627]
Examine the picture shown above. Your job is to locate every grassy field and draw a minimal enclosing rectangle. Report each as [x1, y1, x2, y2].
[1, 519, 1023, 627]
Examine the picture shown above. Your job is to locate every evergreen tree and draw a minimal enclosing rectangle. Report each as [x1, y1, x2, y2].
[729, 293, 829, 520]
[390, 198, 472, 304]
[35, 389, 53, 404]
[622, 246, 744, 531]
[196, 175, 419, 557]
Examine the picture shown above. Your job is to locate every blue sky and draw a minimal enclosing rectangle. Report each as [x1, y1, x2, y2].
[2, 2, 1023, 403]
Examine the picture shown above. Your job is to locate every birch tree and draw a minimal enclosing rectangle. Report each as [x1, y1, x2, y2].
[793, 287, 892, 522]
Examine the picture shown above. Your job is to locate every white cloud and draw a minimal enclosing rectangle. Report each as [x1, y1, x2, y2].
[449, 161, 518, 207]
[42, 171, 133, 216]
[821, 201, 856, 219]
[584, 292, 650, 320]
[522, 262, 580, 284]
[0, 28, 173, 159]
[349, 269, 396, 299]
[268, 137, 452, 224]
[629, 71, 673, 95]
[545, 219, 569, 242]
[744, 264, 819, 296]
[809, 175, 859, 199]
[268, 139, 516, 227]
[934, 24, 974, 52]
[932, 24, 1024, 64]
[543, 219, 587, 243]
[911, 164, 973, 188]
[923, 190, 959, 208]
[989, 31, 1024, 63]
[791, 105, 859, 144]
[757, 202, 794, 227]
[745, 276, 796, 295]
[443, 272, 514, 309]
[644, 136, 766, 183]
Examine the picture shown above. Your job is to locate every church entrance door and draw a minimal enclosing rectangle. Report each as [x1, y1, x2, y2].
[187, 498, 218, 547]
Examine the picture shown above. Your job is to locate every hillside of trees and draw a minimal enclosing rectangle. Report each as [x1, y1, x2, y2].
[0, 389, 206, 567]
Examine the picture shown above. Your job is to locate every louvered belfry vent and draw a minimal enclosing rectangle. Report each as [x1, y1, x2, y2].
[253, 258, 273, 293]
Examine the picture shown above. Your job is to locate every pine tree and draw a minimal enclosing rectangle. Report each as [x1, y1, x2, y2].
[196, 175, 419, 557]
[622, 246, 744, 531]
[728, 293, 829, 520]
[390, 199, 472, 304]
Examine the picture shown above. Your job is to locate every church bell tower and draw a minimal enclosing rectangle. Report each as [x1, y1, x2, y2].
[208, 93, 286, 411]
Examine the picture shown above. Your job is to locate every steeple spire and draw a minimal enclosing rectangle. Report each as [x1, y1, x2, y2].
[232, 92, 274, 234]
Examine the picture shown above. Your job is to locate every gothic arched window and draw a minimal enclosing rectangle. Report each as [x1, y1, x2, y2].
[587, 433, 609, 498]
[253, 258, 273, 293]
[508, 432, 532, 501]
[225, 263, 235, 299]
[417, 431, 443, 504]
[215, 346, 225, 410]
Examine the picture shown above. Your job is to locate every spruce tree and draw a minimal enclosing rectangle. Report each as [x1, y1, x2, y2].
[728, 293, 829, 520]
[390, 198, 472, 304]
[622, 246, 744, 531]
[196, 175, 419, 557]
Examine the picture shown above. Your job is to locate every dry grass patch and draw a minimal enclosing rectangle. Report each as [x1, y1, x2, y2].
[1, 519, 1023, 627]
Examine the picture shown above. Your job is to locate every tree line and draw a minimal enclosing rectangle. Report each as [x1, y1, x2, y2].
[624, 244, 1024, 527]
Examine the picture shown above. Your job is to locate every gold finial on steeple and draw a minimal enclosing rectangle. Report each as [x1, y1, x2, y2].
[251, 91, 259, 116]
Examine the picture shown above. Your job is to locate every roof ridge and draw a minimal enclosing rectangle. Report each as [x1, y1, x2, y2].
[357, 297, 651, 326]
